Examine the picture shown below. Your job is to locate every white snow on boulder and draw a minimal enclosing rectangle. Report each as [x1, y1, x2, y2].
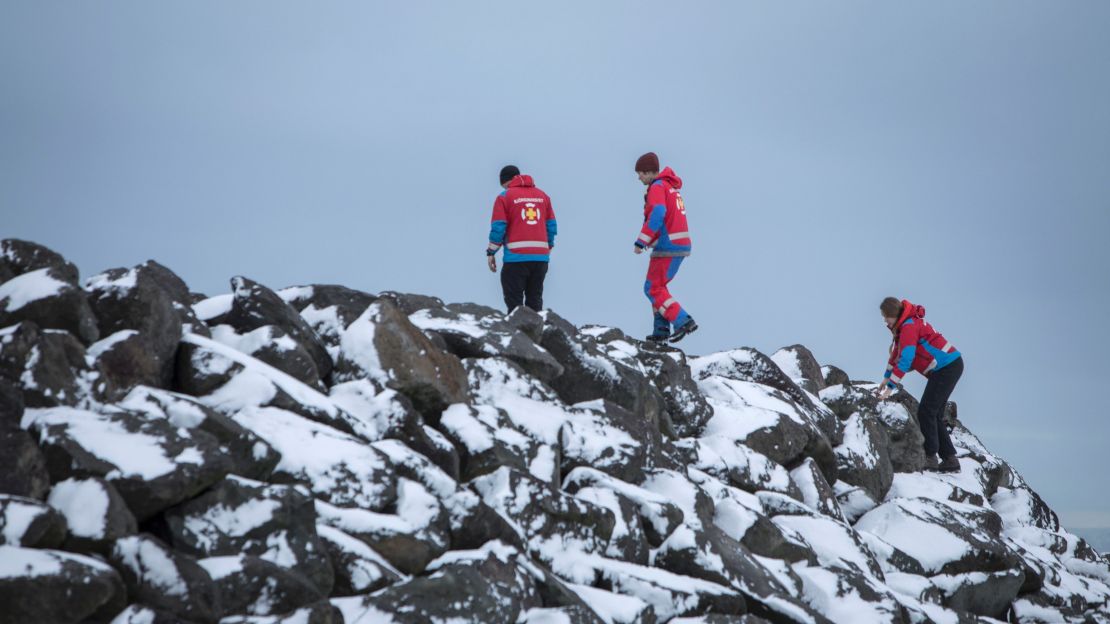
[0, 268, 70, 312]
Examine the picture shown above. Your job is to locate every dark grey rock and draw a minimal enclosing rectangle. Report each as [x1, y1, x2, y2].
[163, 476, 334, 596]
[0, 546, 124, 624]
[822, 364, 850, 387]
[47, 477, 137, 555]
[560, 399, 661, 484]
[834, 412, 894, 503]
[0, 266, 99, 345]
[771, 344, 826, 393]
[0, 494, 67, 548]
[0, 239, 79, 284]
[316, 524, 403, 596]
[819, 383, 926, 473]
[0, 321, 107, 408]
[226, 276, 331, 382]
[935, 569, 1025, 619]
[198, 554, 324, 617]
[109, 533, 222, 624]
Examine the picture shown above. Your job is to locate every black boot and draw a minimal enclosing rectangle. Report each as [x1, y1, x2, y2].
[669, 317, 698, 343]
[922, 454, 940, 472]
[937, 455, 961, 473]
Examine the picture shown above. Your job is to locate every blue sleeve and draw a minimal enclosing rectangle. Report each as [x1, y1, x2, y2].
[896, 345, 916, 375]
[646, 204, 666, 233]
[489, 221, 507, 244]
[546, 219, 557, 245]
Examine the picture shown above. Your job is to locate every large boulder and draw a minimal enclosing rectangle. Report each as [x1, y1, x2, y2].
[931, 569, 1025, 619]
[0, 266, 99, 345]
[855, 497, 1022, 576]
[770, 344, 826, 394]
[84, 263, 186, 388]
[23, 406, 230, 520]
[225, 276, 332, 382]
[0, 321, 106, 408]
[46, 477, 137, 554]
[315, 524, 403, 596]
[209, 324, 324, 390]
[333, 300, 469, 417]
[0, 493, 67, 548]
[109, 534, 222, 624]
[563, 467, 685, 548]
[833, 412, 894, 503]
[278, 284, 379, 352]
[819, 383, 926, 473]
[0, 380, 50, 497]
[87, 330, 167, 395]
[409, 303, 565, 383]
[162, 476, 334, 596]
[436, 403, 544, 482]
[197, 553, 325, 617]
[0, 545, 124, 624]
[560, 399, 662, 484]
[0, 239, 79, 284]
[792, 565, 910, 624]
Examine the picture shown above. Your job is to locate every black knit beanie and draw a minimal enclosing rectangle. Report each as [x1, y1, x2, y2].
[499, 165, 520, 185]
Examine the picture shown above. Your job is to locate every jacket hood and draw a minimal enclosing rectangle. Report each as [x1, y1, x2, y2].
[897, 299, 926, 326]
[655, 167, 682, 190]
[508, 174, 534, 188]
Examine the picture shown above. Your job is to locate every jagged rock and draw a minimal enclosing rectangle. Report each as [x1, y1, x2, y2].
[634, 343, 714, 438]
[197, 553, 324, 617]
[23, 406, 229, 520]
[377, 291, 445, 315]
[0, 545, 124, 624]
[225, 276, 332, 382]
[770, 344, 826, 394]
[692, 475, 814, 565]
[834, 412, 894, 503]
[505, 305, 545, 342]
[692, 347, 842, 448]
[560, 399, 661, 484]
[0, 266, 100, 345]
[316, 524, 403, 596]
[683, 436, 802, 499]
[88, 330, 167, 394]
[210, 324, 324, 390]
[539, 311, 669, 434]
[409, 304, 565, 383]
[0, 321, 107, 408]
[772, 513, 884, 578]
[819, 383, 926, 473]
[279, 284, 379, 350]
[109, 534, 221, 624]
[855, 497, 1021, 576]
[333, 299, 469, 417]
[162, 476, 334, 596]
[119, 386, 281, 481]
[0, 381, 50, 497]
[931, 569, 1025, 619]
[788, 458, 845, 522]
[821, 364, 850, 388]
[0, 494, 66, 548]
[793, 565, 910, 623]
[173, 335, 246, 397]
[472, 467, 615, 563]
[563, 467, 685, 548]
[0, 239, 80, 284]
[992, 484, 1060, 532]
[315, 479, 451, 575]
[84, 263, 186, 388]
[46, 477, 136, 554]
[437, 403, 543, 482]
[572, 484, 651, 565]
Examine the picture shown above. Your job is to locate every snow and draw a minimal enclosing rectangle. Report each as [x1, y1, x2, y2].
[210, 324, 300, 356]
[409, 309, 489, 338]
[119, 386, 210, 429]
[854, 498, 972, 574]
[109, 605, 158, 624]
[567, 583, 650, 624]
[197, 554, 246, 580]
[0, 497, 50, 545]
[231, 406, 393, 509]
[0, 546, 60, 577]
[0, 268, 69, 312]
[773, 514, 876, 576]
[22, 407, 179, 480]
[87, 329, 139, 358]
[438, 403, 494, 453]
[794, 565, 901, 623]
[316, 524, 404, 583]
[770, 348, 803, 381]
[183, 494, 281, 550]
[314, 479, 441, 539]
[47, 478, 109, 538]
[85, 268, 138, 294]
[113, 536, 188, 597]
[697, 376, 802, 440]
[837, 413, 879, 469]
[467, 357, 572, 444]
[183, 333, 340, 418]
[331, 598, 400, 624]
[328, 380, 413, 442]
[337, 304, 390, 384]
[192, 293, 232, 321]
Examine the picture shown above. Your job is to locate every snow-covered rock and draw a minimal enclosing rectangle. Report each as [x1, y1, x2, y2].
[47, 476, 136, 553]
[0, 493, 66, 548]
[0, 544, 124, 623]
[109, 533, 222, 623]
[0, 266, 100, 345]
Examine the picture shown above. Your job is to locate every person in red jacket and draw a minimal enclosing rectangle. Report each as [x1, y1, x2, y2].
[633, 152, 697, 343]
[487, 165, 557, 313]
[877, 297, 964, 473]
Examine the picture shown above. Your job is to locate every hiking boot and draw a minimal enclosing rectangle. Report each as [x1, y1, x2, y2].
[937, 455, 961, 473]
[645, 333, 670, 343]
[669, 318, 699, 343]
[922, 454, 940, 472]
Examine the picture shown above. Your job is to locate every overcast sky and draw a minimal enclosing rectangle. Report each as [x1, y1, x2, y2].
[3, 2, 1108, 530]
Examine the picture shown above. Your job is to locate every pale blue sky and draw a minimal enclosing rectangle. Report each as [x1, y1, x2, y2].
[3, 2, 1108, 529]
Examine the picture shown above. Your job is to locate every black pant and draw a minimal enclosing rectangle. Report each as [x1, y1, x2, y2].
[918, 356, 963, 458]
[500, 261, 548, 313]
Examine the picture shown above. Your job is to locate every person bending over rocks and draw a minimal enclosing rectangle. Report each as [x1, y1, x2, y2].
[876, 297, 964, 474]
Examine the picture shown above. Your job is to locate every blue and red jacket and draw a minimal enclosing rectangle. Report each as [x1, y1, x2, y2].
[634, 167, 691, 258]
[884, 300, 961, 389]
[487, 175, 557, 263]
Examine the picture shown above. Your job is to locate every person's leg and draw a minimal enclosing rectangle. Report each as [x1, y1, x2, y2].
[524, 262, 548, 312]
[500, 262, 526, 313]
[647, 257, 687, 325]
[645, 259, 671, 337]
[918, 357, 964, 459]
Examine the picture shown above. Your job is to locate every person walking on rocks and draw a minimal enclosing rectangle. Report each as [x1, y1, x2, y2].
[633, 152, 697, 343]
[876, 297, 964, 473]
[487, 165, 557, 313]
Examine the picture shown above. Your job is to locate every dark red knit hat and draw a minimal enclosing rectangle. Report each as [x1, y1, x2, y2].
[635, 152, 659, 173]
